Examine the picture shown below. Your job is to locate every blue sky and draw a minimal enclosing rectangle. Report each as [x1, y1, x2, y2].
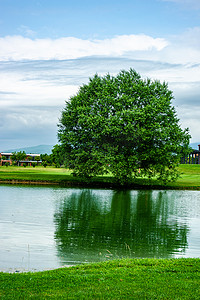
[0, 0, 200, 150]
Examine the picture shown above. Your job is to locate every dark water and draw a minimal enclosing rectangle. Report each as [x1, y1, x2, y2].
[0, 185, 200, 272]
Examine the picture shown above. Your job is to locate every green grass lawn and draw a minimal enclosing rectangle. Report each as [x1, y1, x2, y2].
[0, 164, 200, 189]
[0, 259, 199, 299]
[168, 164, 200, 188]
[0, 166, 73, 183]
[0, 165, 200, 189]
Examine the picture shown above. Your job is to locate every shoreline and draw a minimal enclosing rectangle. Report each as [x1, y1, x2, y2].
[1, 178, 200, 190]
[0, 264, 74, 274]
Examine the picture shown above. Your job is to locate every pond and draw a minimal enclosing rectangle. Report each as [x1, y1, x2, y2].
[0, 185, 200, 272]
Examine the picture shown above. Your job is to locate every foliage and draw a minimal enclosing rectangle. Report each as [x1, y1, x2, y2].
[40, 144, 64, 168]
[51, 144, 65, 167]
[58, 69, 190, 184]
[42, 161, 48, 168]
[34, 155, 41, 166]
[40, 153, 52, 166]
[0, 259, 200, 299]
[34, 156, 40, 162]
[40, 145, 65, 168]
[11, 151, 27, 166]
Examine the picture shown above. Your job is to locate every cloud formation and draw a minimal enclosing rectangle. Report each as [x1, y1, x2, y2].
[0, 35, 168, 61]
[0, 29, 200, 149]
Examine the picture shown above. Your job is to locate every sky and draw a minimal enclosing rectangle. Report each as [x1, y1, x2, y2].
[0, 0, 200, 150]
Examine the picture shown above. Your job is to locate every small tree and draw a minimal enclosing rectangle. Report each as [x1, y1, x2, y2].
[58, 69, 190, 184]
[34, 156, 41, 166]
[51, 144, 64, 167]
[40, 153, 52, 166]
[11, 151, 27, 166]
[42, 161, 48, 168]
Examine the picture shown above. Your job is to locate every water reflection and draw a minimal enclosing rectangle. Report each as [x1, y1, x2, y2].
[54, 190, 189, 264]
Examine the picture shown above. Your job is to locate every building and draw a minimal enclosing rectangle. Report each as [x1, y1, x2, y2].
[0, 153, 12, 166]
[180, 144, 200, 164]
[0, 152, 42, 166]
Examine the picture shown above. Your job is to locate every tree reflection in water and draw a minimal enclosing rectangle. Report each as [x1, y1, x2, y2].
[54, 189, 189, 265]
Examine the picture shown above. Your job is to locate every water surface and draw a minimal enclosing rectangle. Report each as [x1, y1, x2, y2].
[0, 185, 200, 272]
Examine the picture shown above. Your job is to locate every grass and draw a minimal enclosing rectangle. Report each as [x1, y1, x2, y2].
[1, 164, 200, 189]
[0, 258, 199, 299]
[0, 166, 73, 183]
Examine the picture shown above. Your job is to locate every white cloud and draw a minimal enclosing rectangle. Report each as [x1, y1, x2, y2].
[0, 106, 59, 149]
[1, 29, 200, 147]
[0, 34, 168, 61]
[0, 65, 78, 108]
[179, 27, 200, 49]
[131, 28, 200, 66]
[176, 105, 200, 142]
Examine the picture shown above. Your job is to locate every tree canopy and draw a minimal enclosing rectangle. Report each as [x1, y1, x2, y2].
[11, 151, 27, 166]
[58, 69, 190, 184]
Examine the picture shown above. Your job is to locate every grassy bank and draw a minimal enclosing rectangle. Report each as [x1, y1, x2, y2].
[0, 166, 74, 184]
[0, 259, 200, 299]
[0, 164, 200, 189]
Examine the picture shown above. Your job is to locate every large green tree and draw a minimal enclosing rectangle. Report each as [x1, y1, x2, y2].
[58, 69, 190, 184]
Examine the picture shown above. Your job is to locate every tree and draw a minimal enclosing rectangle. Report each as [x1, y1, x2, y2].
[58, 69, 190, 184]
[40, 153, 52, 166]
[34, 155, 41, 166]
[51, 144, 65, 167]
[11, 151, 27, 166]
